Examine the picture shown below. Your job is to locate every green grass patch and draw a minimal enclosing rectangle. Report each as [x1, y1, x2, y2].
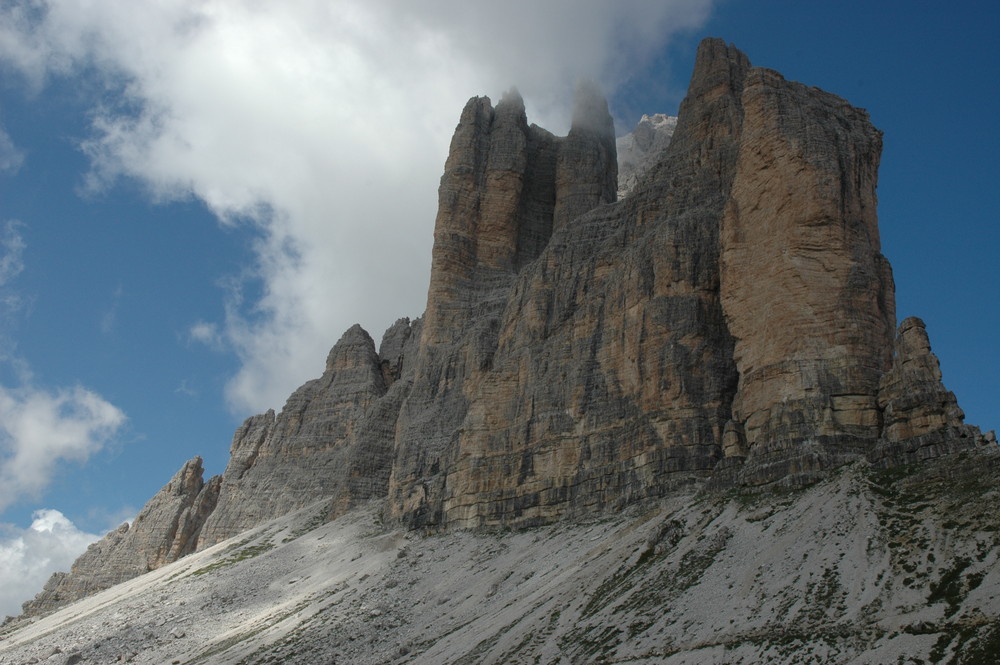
[190, 542, 276, 577]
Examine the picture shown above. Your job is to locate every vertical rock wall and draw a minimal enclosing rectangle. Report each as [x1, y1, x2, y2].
[429, 40, 753, 528]
[718, 65, 897, 485]
[19, 37, 991, 620]
[389, 84, 620, 527]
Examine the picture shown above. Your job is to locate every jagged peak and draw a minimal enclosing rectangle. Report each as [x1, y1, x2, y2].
[498, 87, 524, 110]
[569, 79, 614, 138]
[455, 95, 494, 129]
[691, 37, 752, 88]
[324, 323, 378, 372]
[18, 38, 993, 630]
[163, 456, 205, 497]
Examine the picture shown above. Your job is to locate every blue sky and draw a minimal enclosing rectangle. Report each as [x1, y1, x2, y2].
[0, 1, 996, 616]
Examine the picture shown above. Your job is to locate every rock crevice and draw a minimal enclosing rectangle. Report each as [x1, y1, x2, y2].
[19, 37, 991, 620]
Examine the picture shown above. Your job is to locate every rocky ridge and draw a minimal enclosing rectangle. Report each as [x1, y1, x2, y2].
[2, 452, 1000, 664]
[19, 458, 219, 618]
[11, 37, 995, 632]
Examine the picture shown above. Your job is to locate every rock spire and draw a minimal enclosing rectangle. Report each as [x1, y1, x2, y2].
[19, 38, 991, 620]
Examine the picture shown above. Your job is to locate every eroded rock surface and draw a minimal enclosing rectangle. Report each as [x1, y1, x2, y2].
[387, 39, 749, 529]
[389, 82, 620, 527]
[874, 316, 983, 464]
[718, 62, 896, 486]
[196, 321, 420, 548]
[15, 37, 992, 621]
[386, 37, 982, 529]
[21, 457, 219, 618]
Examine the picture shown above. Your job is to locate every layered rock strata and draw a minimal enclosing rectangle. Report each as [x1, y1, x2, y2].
[20, 457, 219, 617]
[389, 83, 620, 527]
[196, 321, 421, 547]
[874, 316, 983, 464]
[19, 38, 992, 619]
[718, 62, 897, 486]
[388, 40, 752, 529]
[385, 37, 976, 529]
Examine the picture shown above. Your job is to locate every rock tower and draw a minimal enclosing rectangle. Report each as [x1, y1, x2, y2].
[19, 38, 990, 618]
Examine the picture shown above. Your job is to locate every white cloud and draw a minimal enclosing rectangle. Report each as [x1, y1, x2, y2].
[0, 220, 25, 289]
[0, 222, 127, 514]
[0, 0, 714, 414]
[0, 123, 24, 175]
[174, 379, 198, 398]
[99, 284, 123, 335]
[188, 320, 220, 346]
[0, 509, 101, 618]
[0, 385, 127, 513]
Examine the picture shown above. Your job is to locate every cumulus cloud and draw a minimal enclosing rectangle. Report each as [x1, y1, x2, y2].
[0, 0, 714, 413]
[0, 509, 101, 618]
[0, 123, 24, 175]
[0, 221, 27, 327]
[0, 385, 127, 513]
[0, 222, 127, 513]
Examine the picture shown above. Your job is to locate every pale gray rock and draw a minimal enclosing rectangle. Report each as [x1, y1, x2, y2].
[20, 457, 218, 618]
[616, 113, 677, 199]
[3, 456, 1000, 664]
[378, 317, 418, 386]
[11, 38, 991, 624]
[196, 324, 394, 547]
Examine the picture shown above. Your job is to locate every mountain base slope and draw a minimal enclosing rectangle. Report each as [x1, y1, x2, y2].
[2, 447, 999, 665]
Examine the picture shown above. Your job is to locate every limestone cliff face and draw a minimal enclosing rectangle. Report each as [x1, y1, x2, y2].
[196, 321, 420, 548]
[387, 39, 750, 529]
[389, 83, 620, 527]
[874, 316, 982, 464]
[384, 38, 985, 528]
[718, 63, 896, 486]
[21, 457, 219, 617]
[19, 38, 992, 620]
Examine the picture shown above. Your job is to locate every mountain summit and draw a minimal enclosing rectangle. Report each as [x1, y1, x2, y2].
[6, 38, 997, 664]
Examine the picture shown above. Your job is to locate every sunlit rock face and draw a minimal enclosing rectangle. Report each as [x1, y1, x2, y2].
[386, 37, 983, 529]
[20, 457, 219, 617]
[19, 38, 992, 620]
[717, 56, 897, 487]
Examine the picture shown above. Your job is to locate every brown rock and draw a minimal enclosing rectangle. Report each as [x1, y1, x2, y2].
[20, 38, 990, 619]
[390, 83, 619, 528]
[389, 39, 746, 529]
[718, 59, 896, 486]
[873, 317, 983, 463]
